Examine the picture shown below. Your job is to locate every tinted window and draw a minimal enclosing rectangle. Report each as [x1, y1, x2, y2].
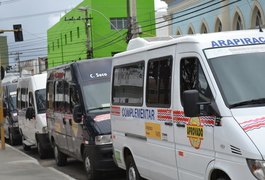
[112, 62, 144, 106]
[146, 56, 172, 107]
[46, 81, 54, 110]
[180, 57, 212, 103]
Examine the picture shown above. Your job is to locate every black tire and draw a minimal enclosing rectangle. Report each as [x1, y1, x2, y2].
[54, 145, 67, 166]
[216, 175, 231, 180]
[83, 150, 99, 179]
[9, 129, 14, 146]
[126, 155, 142, 180]
[37, 140, 46, 159]
[22, 142, 31, 151]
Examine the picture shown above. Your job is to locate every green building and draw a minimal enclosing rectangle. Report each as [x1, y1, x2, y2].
[47, 0, 156, 68]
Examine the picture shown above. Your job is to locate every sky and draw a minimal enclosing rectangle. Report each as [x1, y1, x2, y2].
[0, 0, 167, 66]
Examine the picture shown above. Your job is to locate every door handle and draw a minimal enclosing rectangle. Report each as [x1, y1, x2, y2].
[164, 122, 173, 126]
[63, 118, 66, 125]
[176, 123, 185, 127]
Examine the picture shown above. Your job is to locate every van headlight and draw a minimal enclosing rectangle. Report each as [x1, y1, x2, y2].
[95, 135, 112, 145]
[247, 159, 265, 180]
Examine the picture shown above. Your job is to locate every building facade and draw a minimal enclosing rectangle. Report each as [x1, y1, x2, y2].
[47, 0, 156, 68]
[162, 0, 265, 35]
[0, 36, 9, 69]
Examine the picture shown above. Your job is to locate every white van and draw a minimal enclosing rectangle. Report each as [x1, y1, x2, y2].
[2, 73, 21, 145]
[17, 73, 52, 158]
[111, 29, 265, 180]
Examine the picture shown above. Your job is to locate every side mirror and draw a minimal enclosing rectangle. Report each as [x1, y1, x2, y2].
[26, 107, 35, 120]
[183, 90, 199, 117]
[73, 104, 82, 123]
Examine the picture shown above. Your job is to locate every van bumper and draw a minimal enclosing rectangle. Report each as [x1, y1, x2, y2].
[85, 144, 119, 171]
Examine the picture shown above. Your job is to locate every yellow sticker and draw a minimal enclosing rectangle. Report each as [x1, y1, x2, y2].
[187, 117, 203, 149]
[72, 122, 78, 137]
[54, 122, 61, 133]
[145, 122, 161, 140]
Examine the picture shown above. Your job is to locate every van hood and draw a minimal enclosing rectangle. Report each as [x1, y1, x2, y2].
[231, 107, 265, 159]
[85, 112, 111, 135]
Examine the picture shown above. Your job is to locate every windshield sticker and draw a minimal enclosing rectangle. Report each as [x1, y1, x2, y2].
[94, 113, 110, 122]
[89, 72, 108, 79]
[121, 107, 155, 120]
[211, 37, 265, 48]
[187, 117, 204, 149]
[240, 117, 265, 132]
[157, 109, 172, 121]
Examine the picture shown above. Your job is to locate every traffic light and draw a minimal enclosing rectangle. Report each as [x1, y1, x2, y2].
[1, 66, 4, 80]
[13, 24, 23, 42]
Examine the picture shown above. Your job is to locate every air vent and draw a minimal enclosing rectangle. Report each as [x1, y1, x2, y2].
[230, 145, 242, 155]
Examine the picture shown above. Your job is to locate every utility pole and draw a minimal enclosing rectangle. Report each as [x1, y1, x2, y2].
[126, 0, 138, 43]
[65, 8, 93, 59]
[0, 55, 4, 150]
[10, 52, 23, 77]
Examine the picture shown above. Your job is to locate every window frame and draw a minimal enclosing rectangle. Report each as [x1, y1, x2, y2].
[146, 56, 173, 108]
[112, 61, 145, 106]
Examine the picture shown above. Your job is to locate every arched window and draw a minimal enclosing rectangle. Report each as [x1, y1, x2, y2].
[215, 18, 222, 32]
[200, 23, 208, 34]
[188, 27, 194, 34]
[233, 12, 243, 30]
[251, 6, 263, 28]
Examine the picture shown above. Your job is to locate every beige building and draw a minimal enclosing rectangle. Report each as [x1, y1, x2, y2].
[0, 36, 8, 69]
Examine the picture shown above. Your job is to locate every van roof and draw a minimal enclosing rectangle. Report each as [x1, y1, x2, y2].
[115, 29, 265, 57]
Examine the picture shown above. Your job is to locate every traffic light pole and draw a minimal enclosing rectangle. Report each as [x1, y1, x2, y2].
[0, 55, 5, 150]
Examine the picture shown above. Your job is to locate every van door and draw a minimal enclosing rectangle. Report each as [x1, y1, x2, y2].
[28, 91, 36, 142]
[54, 81, 68, 150]
[63, 81, 74, 154]
[143, 52, 178, 180]
[174, 54, 215, 179]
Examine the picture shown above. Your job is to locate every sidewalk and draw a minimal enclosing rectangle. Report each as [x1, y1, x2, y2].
[0, 144, 75, 180]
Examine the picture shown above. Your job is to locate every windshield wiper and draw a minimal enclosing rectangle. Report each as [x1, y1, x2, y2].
[87, 106, 110, 112]
[230, 98, 265, 108]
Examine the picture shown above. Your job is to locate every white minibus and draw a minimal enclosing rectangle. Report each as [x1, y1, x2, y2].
[111, 29, 265, 180]
[17, 73, 52, 158]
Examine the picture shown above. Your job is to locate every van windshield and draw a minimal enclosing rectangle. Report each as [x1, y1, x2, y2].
[82, 81, 110, 112]
[207, 50, 265, 108]
[35, 89, 46, 114]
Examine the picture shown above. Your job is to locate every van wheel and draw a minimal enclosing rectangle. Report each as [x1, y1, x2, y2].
[126, 155, 142, 180]
[54, 145, 67, 166]
[22, 143, 31, 151]
[83, 150, 99, 179]
[37, 141, 46, 159]
[216, 175, 231, 180]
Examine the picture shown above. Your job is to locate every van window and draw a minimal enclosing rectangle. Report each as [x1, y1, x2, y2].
[17, 88, 21, 109]
[180, 57, 212, 103]
[55, 81, 65, 112]
[146, 56, 172, 107]
[70, 85, 79, 113]
[29, 92, 34, 108]
[21, 88, 28, 109]
[112, 61, 144, 106]
[46, 81, 54, 110]
[64, 81, 70, 113]
[36, 89, 46, 114]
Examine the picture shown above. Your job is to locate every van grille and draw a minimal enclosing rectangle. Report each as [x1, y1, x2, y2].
[230, 145, 242, 155]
